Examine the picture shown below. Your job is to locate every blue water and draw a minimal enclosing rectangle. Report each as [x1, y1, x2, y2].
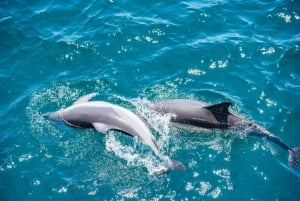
[1, 0, 300, 200]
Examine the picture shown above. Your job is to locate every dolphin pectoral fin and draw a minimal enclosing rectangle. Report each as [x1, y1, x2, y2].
[73, 93, 99, 105]
[92, 122, 132, 136]
[92, 122, 112, 134]
[205, 102, 232, 114]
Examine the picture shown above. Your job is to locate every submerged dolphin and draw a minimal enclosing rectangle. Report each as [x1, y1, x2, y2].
[151, 99, 300, 170]
[43, 93, 185, 173]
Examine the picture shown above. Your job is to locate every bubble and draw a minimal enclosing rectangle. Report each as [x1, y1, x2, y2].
[18, 154, 33, 162]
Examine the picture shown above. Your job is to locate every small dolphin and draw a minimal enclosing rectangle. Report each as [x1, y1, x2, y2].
[151, 99, 300, 170]
[43, 93, 185, 173]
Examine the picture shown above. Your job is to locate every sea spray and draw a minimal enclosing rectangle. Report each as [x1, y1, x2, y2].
[105, 134, 170, 175]
[105, 96, 176, 174]
[131, 98, 173, 153]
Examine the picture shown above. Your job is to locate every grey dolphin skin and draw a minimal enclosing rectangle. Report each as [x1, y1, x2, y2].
[151, 99, 300, 170]
[43, 93, 185, 173]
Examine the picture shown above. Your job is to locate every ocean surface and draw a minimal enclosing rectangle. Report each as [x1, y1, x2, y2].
[1, 0, 300, 200]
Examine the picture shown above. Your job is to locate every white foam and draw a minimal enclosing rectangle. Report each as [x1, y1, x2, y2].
[19, 153, 33, 162]
[105, 134, 169, 175]
[131, 98, 172, 152]
[104, 97, 175, 174]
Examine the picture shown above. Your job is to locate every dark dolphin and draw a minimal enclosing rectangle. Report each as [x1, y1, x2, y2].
[151, 99, 300, 170]
[43, 93, 185, 173]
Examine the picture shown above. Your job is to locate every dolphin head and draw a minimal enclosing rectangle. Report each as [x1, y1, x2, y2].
[43, 110, 63, 122]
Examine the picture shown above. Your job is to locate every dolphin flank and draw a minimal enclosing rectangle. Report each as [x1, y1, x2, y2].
[151, 99, 300, 170]
[43, 93, 185, 173]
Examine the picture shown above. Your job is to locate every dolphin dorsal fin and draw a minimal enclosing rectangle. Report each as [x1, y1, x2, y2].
[205, 102, 232, 114]
[73, 93, 98, 105]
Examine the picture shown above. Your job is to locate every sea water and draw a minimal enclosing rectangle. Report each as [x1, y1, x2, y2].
[1, 0, 300, 200]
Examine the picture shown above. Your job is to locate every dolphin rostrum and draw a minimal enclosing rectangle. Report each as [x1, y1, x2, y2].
[43, 93, 185, 173]
[151, 99, 300, 170]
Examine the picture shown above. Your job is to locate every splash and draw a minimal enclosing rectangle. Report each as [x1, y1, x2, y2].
[105, 134, 169, 175]
[131, 97, 172, 152]
[105, 96, 177, 174]
[112, 95, 173, 152]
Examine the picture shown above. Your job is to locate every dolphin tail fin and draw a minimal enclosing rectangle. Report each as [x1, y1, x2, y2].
[170, 160, 186, 171]
[288, 147, 300, 169]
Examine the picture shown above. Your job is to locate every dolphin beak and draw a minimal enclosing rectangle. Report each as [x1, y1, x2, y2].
[42, 111, 62, 122]
[42, 113, 50, 118]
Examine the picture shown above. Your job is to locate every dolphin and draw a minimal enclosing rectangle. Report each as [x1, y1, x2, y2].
[43, 93, 185, 173]
[150, 99, 300, 170]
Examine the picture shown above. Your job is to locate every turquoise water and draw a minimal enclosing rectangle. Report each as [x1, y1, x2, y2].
[1, 0, 300, 200]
